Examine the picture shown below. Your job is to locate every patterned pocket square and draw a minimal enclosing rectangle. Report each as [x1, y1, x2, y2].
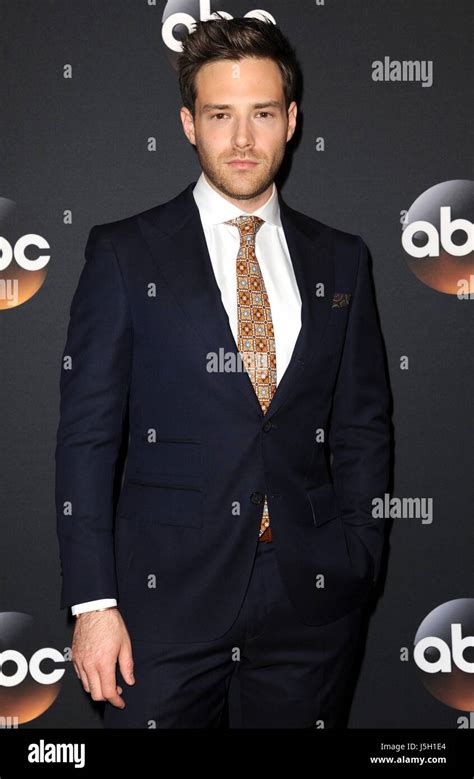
[331, 292, 352, 308]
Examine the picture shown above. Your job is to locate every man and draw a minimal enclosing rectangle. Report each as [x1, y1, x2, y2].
[56, 16, 391, 728]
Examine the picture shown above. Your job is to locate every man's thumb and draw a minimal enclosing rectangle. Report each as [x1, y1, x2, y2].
[119, 646, 135, 685]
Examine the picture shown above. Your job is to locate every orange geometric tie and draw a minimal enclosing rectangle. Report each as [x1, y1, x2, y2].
[225, 215, 276, 540]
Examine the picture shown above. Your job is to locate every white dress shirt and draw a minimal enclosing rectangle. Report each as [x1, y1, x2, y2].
[71, 171, 302, 616]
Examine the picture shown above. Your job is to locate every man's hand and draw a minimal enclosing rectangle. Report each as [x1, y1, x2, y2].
[71, 608, 135, 708]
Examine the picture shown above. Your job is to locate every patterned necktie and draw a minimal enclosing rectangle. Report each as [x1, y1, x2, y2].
[225, 215, 276, 540]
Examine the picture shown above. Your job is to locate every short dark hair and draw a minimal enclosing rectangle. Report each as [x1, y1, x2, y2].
[178, 14, 301, 117]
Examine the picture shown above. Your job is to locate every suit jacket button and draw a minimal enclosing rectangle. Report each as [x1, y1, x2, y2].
[262, 420, 273, 432]
[250, 491, 264, 505]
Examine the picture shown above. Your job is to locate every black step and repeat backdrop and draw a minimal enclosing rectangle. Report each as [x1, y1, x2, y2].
[1, 0, 473, 734]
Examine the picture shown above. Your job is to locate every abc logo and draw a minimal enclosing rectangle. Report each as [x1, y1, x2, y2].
[0, 613, 65, 725]
[162, 0, 276, 55]
[0, 648, 65, 687]
[414, 599, 474, 711]
[401, 179, 474, 295]
[0, 233, 51, 310]
[402, 207, 473, 258]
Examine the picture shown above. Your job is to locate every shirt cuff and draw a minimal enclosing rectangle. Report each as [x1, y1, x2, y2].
[71, 598, 118, 616]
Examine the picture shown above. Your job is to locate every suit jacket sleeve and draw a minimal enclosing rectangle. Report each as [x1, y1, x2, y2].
[55, 225, 133, 610]
[328, 236, 391, 584]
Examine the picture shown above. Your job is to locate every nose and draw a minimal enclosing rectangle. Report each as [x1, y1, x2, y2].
[232, 117, 254, 151]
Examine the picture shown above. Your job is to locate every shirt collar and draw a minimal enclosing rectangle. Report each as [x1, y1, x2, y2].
[192, 171, 282, 227]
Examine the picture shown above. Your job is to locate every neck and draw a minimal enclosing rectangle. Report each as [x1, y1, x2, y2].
[203, 172, 274, 212]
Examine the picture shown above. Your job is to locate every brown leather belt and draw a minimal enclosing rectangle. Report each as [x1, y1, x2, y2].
[259, 525, 272, 542]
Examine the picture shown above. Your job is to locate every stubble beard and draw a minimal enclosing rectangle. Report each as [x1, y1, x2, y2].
[194, 138, 286, 202]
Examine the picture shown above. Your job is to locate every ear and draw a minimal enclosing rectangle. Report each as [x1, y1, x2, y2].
[286, 101, 297, 142]
[180, 106, 196, 146]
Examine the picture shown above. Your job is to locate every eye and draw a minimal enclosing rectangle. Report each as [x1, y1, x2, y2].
[210, 113, 229, 120]
[257, 112, 274, 118]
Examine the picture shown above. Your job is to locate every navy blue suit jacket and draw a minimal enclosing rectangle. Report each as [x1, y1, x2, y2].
[55, 181, 391, 642]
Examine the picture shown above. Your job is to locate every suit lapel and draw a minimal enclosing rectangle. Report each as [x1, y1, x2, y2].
[137, 181, 335, 419]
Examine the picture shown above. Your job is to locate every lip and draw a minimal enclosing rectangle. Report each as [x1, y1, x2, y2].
[227, 161, 259, 168]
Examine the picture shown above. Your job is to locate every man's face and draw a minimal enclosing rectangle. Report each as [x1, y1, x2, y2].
[180, 57, 297, 206]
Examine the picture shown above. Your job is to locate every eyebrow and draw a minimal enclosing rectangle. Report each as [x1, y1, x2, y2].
[201, 100, 283, 113]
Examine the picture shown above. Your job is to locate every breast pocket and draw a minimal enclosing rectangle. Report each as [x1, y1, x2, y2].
[327, 299, 351, 332]
[122, 477, 203, 528]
